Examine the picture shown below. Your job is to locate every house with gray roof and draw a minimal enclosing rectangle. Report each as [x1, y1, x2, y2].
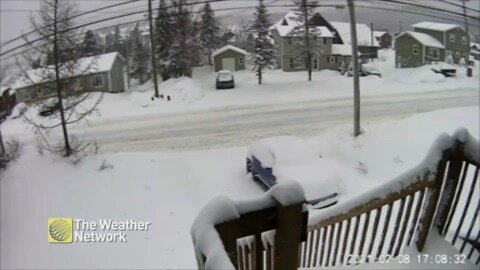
[13, 52, 126, 102]
[395, 21, 470, 67]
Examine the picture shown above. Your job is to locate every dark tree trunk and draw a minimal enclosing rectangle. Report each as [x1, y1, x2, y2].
[258, 67, 262, 85]
[53, 0, 72, 157]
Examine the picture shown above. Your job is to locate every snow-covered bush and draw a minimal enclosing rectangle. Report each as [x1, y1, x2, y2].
[10, 102, 27, 119]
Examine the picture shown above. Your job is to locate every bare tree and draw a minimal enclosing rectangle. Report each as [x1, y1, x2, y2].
[17, 0, 103, 157]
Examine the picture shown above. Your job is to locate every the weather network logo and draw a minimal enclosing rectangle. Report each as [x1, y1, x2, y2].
[48, 218, 73, 243]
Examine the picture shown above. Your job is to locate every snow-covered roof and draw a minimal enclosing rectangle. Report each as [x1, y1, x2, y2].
[373, 31, 388, 38]
[471, 42, 480, 50]
[331, 44, 362, 56]
[330, 22, 379, 47]
[271, 11, 334, 38]
[212, 45, 247, 57]
[12, 52, 124, 89]
[412, 22, 461, 32]
[396, 31, 445, 49]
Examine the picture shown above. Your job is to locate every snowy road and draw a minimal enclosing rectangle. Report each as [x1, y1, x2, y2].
[75, 88, 479, 152]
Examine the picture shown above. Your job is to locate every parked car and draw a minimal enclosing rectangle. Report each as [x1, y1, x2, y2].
[216, 70, 235, 89]
[246, 136, 344, 209]
[39, 102, 60, 117]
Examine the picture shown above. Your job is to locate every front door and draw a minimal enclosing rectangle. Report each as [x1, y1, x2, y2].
[222, 58, 236, 71]
[446, 50, 453, 63]
[313, 57, 319, 70]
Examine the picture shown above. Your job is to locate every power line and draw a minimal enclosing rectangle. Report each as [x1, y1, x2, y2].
[0, 0, 230, 58]
[377, 0, 479, 20]
[1, 1, 479, 62]
[434, 0, 480, 13]
[0, 0, 140, 47]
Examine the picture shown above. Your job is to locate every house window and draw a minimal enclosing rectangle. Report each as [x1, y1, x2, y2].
[329, 56, 336, 63]
[72, 79, 81, 91]
[455, 51, 461, 58]
[463, 52, 467, 59]
[318, 38, 324, 45]
[290, 58, 295, 68]
[412, 45, 418, 55]
[397, 56, 401, 64]
[94, 74, 103, 88]
[288, 38, 292, 44]
[461, 36, 467, 45]
[402, 59, 407, 66]
[429, 48, 439, 59]
[239, 57, 244, 65]
[450, 33, 455, 42]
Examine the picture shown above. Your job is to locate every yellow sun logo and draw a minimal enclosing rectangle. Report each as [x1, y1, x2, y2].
[48, 218, 73, 243]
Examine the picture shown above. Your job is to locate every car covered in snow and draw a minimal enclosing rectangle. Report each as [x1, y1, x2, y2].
[246, 136, 344, 209]
[216, 70, 235, 89]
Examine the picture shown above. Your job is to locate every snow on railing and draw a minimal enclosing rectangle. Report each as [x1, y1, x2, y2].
[301, 128, 479, 268]
[191, 180, 307, 269]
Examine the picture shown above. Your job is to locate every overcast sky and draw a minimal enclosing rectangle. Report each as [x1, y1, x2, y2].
[1, 0, 479, 56]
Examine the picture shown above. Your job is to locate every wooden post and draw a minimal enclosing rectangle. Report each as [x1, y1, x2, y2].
[274, 203, 304, 270]
[416, 171, 445, 252]
[437, 143, 464, 234]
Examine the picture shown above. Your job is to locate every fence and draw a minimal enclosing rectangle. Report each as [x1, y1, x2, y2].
[192, 129, 479, 269]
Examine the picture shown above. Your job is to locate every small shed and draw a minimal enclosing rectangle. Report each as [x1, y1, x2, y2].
[212, 45, 247, 72]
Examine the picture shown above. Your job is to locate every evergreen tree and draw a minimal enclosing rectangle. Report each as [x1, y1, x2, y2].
[291, 0, 320, 81]
[113, 25, 125, 56]
[129, 24, 149, 84]
[170, 0, 194, 78]
[104, 32, 116, 53]
[82, 30, 101, 56]
[252, 0, 276, 85]
[191, 19, 202, 67]
[199, 3, 219, 65]
[154, 0, 173, 80]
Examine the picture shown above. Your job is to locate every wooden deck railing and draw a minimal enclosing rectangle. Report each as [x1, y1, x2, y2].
[300, 130, 479, 268]
[192, 129, 479, 269]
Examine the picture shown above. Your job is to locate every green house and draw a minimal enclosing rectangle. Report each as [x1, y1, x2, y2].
[395, 31, 445, 68]
[412, 22, 470, 64]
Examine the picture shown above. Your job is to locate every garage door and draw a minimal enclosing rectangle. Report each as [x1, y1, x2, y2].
[222, 58, 236, 71]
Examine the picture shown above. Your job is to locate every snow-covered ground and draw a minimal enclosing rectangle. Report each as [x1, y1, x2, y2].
[3, 49, 479, 153]
[1, 106, 478, 269]
[3, 49, 479, 142]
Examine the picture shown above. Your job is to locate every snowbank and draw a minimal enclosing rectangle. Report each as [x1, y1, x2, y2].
[128, 77, 205, 107]
[308, 127, 479, 226]
[159, 77, 205, 103]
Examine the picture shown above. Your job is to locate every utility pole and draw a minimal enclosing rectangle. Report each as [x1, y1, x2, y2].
[148, 0, 160, 98]
[126, 39, 131, 90]
[370, 22, 374, 62]
[53, 0, 72, 156]
[461, 0, 472, 77]
[347, 0, 361, 137]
